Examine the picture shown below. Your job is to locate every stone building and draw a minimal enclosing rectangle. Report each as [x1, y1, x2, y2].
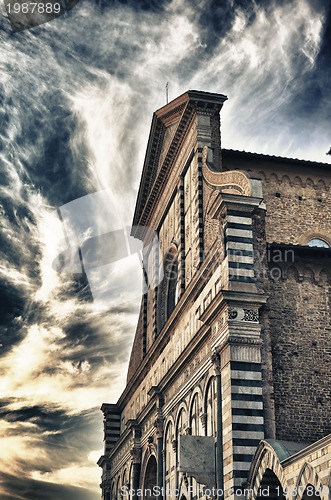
[98, 91, 331, 500]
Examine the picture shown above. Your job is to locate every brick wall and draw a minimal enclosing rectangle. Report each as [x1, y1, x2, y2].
[222, 151, 331, 246]
[261, 173, 331, 245]
[266, 260, 331, 443]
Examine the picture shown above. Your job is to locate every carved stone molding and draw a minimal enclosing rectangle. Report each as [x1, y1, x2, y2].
[228, 336, 262, 346]
[130, 447, 142, 464]
[211, 351, 221, 376]
[154, 416, 164, 439]
[200, 412, 207, 429]
[228, 307, 238, 320]
[243, 309, 259, 322]
[202, 146, 252, 196]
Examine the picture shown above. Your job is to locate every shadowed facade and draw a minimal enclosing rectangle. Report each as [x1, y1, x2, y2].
[98, 91, 331, 500]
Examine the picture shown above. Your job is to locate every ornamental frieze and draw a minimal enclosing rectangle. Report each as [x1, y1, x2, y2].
[228, 307, 259, 323]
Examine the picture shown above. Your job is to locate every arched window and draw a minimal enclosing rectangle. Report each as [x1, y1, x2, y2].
[189, 395, 202, 498]
[307, 238, 330, 248]
[190, 394, 200, 436]
[167, 257, 179, 317]
[176, 408, 186, 443]
[205, 378, 217, 437]
[176, 409, 187, 494]
[122, 470, 128, 500]
[116, 477, 121, 500]
[165, 423, 175, 498]
[143, 456, 157, 500]
[157, 246, 179, 332]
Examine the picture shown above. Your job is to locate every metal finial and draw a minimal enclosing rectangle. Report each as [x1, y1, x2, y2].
[166, 82, 169, 104]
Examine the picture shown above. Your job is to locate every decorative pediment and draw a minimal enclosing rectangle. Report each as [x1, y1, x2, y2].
[132, 91, 227, 229]
[157, 121, 179, 173]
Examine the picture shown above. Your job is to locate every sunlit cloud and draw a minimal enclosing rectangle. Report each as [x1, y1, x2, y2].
[31, 464, 100, 491]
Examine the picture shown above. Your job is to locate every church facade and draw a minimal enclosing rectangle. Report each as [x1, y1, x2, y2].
[98, 91, 331, 500]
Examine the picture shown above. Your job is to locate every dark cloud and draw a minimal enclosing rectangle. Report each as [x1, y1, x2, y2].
[0, 402, 102, 498]
[91, 0, 172, 12]
[0, 473, 98, 500]
[0, 403, 71, 431]
[0, 401, 100, 442]
[281, 3, 331, 138]
[0, 282, 25, 341]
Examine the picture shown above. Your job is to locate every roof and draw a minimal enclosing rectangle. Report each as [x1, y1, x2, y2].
[222, 149, 331, 169]
[265, 439, 309, 462]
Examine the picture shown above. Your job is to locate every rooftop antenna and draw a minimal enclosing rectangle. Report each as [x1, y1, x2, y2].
[166, 82, 169, 104]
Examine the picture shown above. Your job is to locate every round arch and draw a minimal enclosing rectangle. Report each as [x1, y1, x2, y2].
[246, 441, 288, 500]
[175, 405, 187, 436]
[163, 419, 175, 474]
[163, 416, 175, 450]
[188, 386, 203, 415]
[175, 401, 188, 426]
[122, 469, 129, 500]
[116, 475, 121, 500]
[298, 231, 331, 248]
[189, 391, 201, 436]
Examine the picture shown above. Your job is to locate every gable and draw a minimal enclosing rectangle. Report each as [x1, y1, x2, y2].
[132, 90, 227, 230]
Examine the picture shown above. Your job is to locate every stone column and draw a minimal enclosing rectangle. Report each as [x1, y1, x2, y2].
[131, 449, 141, 500]
[214, 304, 266, 500]
[155, 417, 164, 494]
[130, 423, 142, 500]
[150, 386, 165, 498]
[212, 352, 224, 500]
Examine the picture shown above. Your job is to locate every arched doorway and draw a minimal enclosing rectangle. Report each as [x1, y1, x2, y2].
[256, 468, 285, 499]
[143, 455, 157, 500]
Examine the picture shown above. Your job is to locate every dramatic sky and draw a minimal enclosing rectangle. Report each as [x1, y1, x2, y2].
[0, 0, 330, 498]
